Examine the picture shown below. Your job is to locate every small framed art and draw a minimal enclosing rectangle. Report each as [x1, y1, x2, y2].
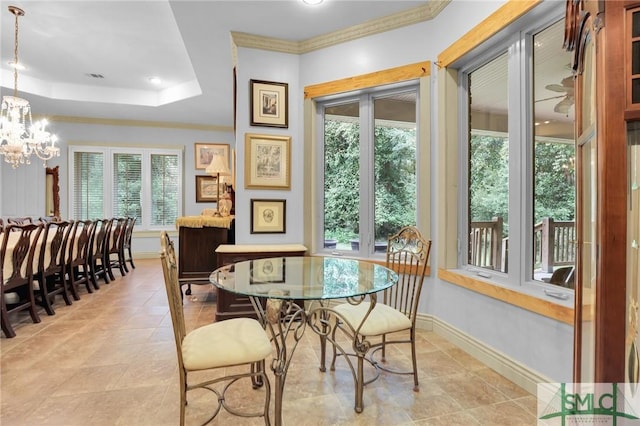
[250, 258, 286, 284]
[250, 79, 288, 128]
[250, 199, 286, 234]
[195, 175, 222, 202]
[194, 143, 229, 170]
[245, 133, 291, 189]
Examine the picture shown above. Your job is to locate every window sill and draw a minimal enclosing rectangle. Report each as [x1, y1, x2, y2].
[437, 268, 574, 324]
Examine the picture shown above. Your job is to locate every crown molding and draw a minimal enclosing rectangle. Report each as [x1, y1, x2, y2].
[232, 0, 451, 54]
[42, 115, 233, 132]
[230, 32, 301, 54]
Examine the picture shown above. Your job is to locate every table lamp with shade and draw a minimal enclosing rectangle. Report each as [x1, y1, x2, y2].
[205, 153, 231, 216]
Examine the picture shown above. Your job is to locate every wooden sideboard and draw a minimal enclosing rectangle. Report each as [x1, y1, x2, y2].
[176, 216, 234, 295]
[215, 244, 307, 321]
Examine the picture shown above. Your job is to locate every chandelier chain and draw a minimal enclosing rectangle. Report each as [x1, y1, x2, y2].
[1, 5, 60, 168]
[13, 7, 19, 97]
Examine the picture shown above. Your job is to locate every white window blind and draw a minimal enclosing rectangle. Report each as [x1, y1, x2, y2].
[69, 146, 182, 230]
[151, 154, 179, 226]
[113, 153, 142, 220]
[73, 151, 104, 220]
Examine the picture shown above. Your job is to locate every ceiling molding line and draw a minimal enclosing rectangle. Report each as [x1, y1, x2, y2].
[232, 0, 451, 55]
[42, 115, 233, 132]
[231, 32, 301, 54]
[301, 0, 451, 53]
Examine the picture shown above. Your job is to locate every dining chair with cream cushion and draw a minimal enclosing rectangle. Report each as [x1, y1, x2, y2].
[34, 220, 73, 315]
[106, 217, 127, 280]
[88, 218, 112, 287]
[329, 226, 431, 412]
[122, 216, 136, 271]
[160, 232, 272, 425]
[1, 223, 44, 338]
[66, 220, 96, 299]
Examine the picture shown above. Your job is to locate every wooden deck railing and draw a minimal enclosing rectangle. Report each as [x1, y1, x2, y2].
[470, 217, 575, 273]
[469, 217, 504, 271]
[533, 218, 576, 272]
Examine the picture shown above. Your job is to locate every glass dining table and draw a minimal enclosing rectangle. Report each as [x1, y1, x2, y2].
[209, 256, 398, 426]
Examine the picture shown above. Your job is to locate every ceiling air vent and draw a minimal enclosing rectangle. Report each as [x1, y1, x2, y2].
[85, 73, 104, 79]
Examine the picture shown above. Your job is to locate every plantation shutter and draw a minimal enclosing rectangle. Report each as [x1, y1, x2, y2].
[112, 153, 142, 219]
[151, 154, 180, 226]
[73, 151, 104, 220]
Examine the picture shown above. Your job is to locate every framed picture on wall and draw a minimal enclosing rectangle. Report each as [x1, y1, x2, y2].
[250, 79, 288, 128]
[195, 175, 222, 202]
[250, 199, 286, 234]
[194, 143, 229, 170]
[245, 133, 291, 189]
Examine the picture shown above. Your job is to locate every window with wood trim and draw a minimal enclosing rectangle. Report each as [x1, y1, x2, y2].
[461, 15, 576, 289]
[316, 85, 419, 256]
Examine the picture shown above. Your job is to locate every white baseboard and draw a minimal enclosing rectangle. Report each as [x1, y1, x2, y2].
[416, 313, 550, 395]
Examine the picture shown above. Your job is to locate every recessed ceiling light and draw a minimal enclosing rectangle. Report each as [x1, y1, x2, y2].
[302, 0, 324, 5]
[8, 61, 25, 70]
[149, 77, 162, 85]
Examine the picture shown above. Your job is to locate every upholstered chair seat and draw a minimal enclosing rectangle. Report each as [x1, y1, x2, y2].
[181, 318, 272, 371]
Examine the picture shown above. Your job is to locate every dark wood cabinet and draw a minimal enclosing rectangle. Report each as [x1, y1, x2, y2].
[214, 244, 307, 321]
[178, 225, 231, 295]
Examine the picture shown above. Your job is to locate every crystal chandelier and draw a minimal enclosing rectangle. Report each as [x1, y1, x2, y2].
[0, 6, 59, 169]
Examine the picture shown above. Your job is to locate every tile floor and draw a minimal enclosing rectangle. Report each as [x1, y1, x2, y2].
[1, 259, 537, 425]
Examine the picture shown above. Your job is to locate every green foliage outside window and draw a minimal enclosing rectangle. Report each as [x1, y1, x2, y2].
[469, 133, 576, 238]
[324, 120, 417, 245]
[469, 134, 509, 235]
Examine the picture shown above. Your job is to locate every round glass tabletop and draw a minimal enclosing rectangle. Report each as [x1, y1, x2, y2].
[209, 256, 398, 300]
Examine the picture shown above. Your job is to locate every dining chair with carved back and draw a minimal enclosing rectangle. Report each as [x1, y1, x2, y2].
[106, 217, 127, 281]
[88, 218, 112, 287]
[122, 216, 136, 271]
[1, 223, 44, 338]
[38, 216, 62, 224]
[34, 220, 74, 315]
[329, 226, 432, 410]
[160, 231, 272, 426]
[66, 220, 96, 299]
[7, 217, 33, 226]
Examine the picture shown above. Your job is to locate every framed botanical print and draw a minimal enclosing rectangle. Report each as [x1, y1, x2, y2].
[194, 143, 229, 170]
[250, 79, 288, 128]
[245, 133, 291, 189]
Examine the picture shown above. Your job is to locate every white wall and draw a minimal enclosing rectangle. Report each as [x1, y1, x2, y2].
[0, 160, 46, 218]
[234, 48, 304, 245]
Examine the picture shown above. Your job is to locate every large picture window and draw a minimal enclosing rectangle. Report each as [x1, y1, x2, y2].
[462, 17, 575, 288]
[317, 86, 418, 256]
[69, 146, 183, 230]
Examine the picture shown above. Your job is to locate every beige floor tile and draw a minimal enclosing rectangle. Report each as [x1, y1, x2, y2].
[1, 259, 533, 425]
